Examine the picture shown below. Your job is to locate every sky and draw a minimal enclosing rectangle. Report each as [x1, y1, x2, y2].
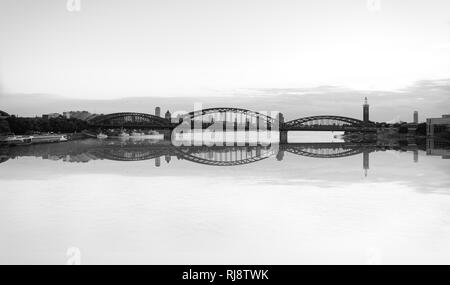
[0, 0, 449, 119]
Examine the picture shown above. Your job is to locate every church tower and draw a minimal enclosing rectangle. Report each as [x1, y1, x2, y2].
[363, 97, 369, 124]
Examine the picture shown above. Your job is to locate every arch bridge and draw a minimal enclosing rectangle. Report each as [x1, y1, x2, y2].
[178, 107, 279, 131]
[282, 115, 376, 132]
[88, 112, 173, 129]
[86, 110, 377, 143]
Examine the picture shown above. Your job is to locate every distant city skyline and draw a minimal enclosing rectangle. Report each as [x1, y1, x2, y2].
[2, 78, 449, 123]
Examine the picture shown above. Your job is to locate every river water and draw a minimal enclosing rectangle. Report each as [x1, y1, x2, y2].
[1, 133, 450, 264]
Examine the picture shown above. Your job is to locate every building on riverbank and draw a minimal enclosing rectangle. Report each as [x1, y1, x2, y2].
[427, 138, 450, 159]
[427, 115, 450, 137]
[63, 111, 94, 121]
[0, 111, 11, 134]
[42, 113, 61, 119]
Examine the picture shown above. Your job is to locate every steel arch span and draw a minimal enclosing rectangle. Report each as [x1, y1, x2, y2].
[88, 112, 172, 129]
[175, 145, 276, 166]
[284, 146, 364, 158]
[89, 149, 167, 161]
[284, 115, 370, 128]
[85, 144, 278, 166]
[181, 108, 279, 125]
[281, 143, 376, 158]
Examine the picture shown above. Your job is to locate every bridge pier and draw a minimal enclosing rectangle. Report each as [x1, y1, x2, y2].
[162, 129, 172, 141]
[280, 130, 288, 144]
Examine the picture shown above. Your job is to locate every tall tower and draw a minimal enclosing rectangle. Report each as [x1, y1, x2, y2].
[413, 111, 418, 124]
[363, 97, 369, 124]
[155, 107, 161, 117]
[363, 150, 370, 177]
[165, 110, 171, 121]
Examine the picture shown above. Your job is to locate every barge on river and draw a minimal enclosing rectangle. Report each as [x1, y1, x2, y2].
[0, 134, 68, 146]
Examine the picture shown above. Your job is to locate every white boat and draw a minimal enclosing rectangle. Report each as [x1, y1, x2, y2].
[130, 131, 145, 137]
[129, 130, 164, 139]
[118, 131, 130, 138]
[2, 135, 33, 146]
[97, 133, 108, 139]
[1, 134, 68, 145]
[30, 134, 66, 144]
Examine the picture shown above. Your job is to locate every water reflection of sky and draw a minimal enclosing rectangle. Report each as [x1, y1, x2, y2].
[1, 140, 450, 264]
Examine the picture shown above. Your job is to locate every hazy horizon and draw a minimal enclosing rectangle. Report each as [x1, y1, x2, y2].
[2, 78, 449, 123]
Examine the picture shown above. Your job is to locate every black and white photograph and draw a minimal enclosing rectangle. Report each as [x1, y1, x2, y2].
[1, 0, 450, 271]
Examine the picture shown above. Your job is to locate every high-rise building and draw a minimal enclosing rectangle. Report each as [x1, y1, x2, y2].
[155, 107, 161, 117]
[413, 111, 419, 124]
[363, 97, 369, 123]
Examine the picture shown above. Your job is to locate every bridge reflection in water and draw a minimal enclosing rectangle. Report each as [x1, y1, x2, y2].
[2, 138, 445, 178]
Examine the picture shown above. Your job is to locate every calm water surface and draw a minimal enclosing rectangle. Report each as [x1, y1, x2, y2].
[1, 133, 450, 264]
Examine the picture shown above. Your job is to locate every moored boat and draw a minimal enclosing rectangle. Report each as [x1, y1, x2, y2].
[130, 131, 145, 137]
[31, 134, 67, 144]
[97, 133, 108, 139]
[2, 135, 33, 146]
[129, 130, 163, 139]
[118, 131, 130, 138]
[0, 133, 68, 146]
